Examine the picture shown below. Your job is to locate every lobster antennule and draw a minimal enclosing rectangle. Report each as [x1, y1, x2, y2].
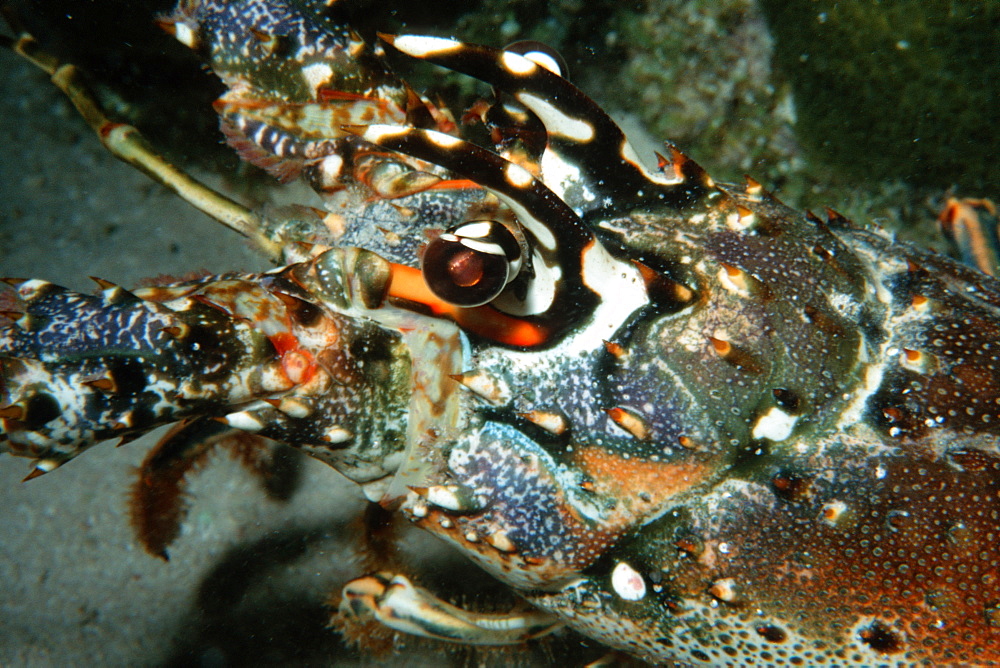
[381, 33, 714, 212]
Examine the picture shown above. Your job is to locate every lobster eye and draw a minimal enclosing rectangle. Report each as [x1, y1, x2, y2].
[422, 221, 523, 307]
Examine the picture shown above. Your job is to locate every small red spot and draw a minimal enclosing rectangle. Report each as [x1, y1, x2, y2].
[269, 331, 300, 356]
[98, 121, 126, 139]
[282, 350, 316, 385]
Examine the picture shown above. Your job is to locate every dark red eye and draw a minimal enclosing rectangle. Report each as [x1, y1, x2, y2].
[447, 247, 488, 288]
[421, 221, 523, 307]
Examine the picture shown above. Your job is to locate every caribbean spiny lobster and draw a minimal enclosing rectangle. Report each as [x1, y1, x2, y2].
[2, 1, 998, 665]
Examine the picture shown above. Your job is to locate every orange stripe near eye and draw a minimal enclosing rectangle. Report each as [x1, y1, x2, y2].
[386, 263, 548, 347]
[424, 179, 482, 191]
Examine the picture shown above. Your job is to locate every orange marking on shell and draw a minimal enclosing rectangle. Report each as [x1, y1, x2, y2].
[667, 145, 690, 181]
[267, 331, 317, 385]
[721, 263, 742, 278]
[317, 89, 373, 102]
[519, 410, 568, 435]
[882, 407, 904, 423]
[486, 530, 517, 553]
[386, 263, 548, 347]
[0, 404, 25, 420]
[424, 179, 482, 191]
[709, 578, 738, 603]
[632, 260, 658, 284]
[675, 536, 702, 555]
[317, 89, 403, 119]
[462, 98, 492, 125]
[83, 376, 116, 392]
[709, 336, 732, 356]
[606, 407, 650, 440]
[574, 446, 710, 514]
[603, 340, 625, 358]
[824, 207, 849, 224]
[160, 325, 185, 339]
[281, 349, 316, 385]
[269, 331, 299, 357]
[632, 259, 695, 304]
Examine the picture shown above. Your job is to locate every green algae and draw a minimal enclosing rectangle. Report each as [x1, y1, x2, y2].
[759, 0, 997, 191]
[608, 0, 996, 250]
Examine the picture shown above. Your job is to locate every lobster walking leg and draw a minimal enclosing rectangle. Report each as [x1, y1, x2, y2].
[340, 572, 562, 646]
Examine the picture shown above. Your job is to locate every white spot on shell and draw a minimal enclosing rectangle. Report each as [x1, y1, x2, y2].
[752, 407, 799, 441]
[33, 458, 60, 473]
[223, 410, 265, 432]
[611, 561, 646, 601]
[709, 578, 737, 602]
[504, 162, 535, 188]
[455, 221, 493, 238]
[301, 62, 333, 96]
[725, 209, 755, 230]
[500, 50, 538, 75]
[361, 124, 410, 143]
[318, 154, 344, 186]
[324, 426, 353, 444]
[392, 35, 463, 57]
[427, 131, 463, 148]
[487, 530, 516, 553]
[173, 22, 197, 49]
[820, 500, 848, 526]
[426, 485, 465, 511]
[518, 92, 595, 142]
[718, 266, 750, 296]
[520, 49, 562, 76]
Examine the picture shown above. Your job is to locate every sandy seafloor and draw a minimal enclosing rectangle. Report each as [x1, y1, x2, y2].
[0, 48, 449, 667]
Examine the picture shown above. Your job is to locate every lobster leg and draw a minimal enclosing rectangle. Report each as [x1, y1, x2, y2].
[938, 196, 1000, 276]
[339, 572, 562, 646]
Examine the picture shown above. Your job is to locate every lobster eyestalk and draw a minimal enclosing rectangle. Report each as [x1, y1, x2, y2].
[0, 248, 436, 497]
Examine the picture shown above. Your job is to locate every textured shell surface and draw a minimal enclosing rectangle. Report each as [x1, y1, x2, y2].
[1, 1, 998, 666]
